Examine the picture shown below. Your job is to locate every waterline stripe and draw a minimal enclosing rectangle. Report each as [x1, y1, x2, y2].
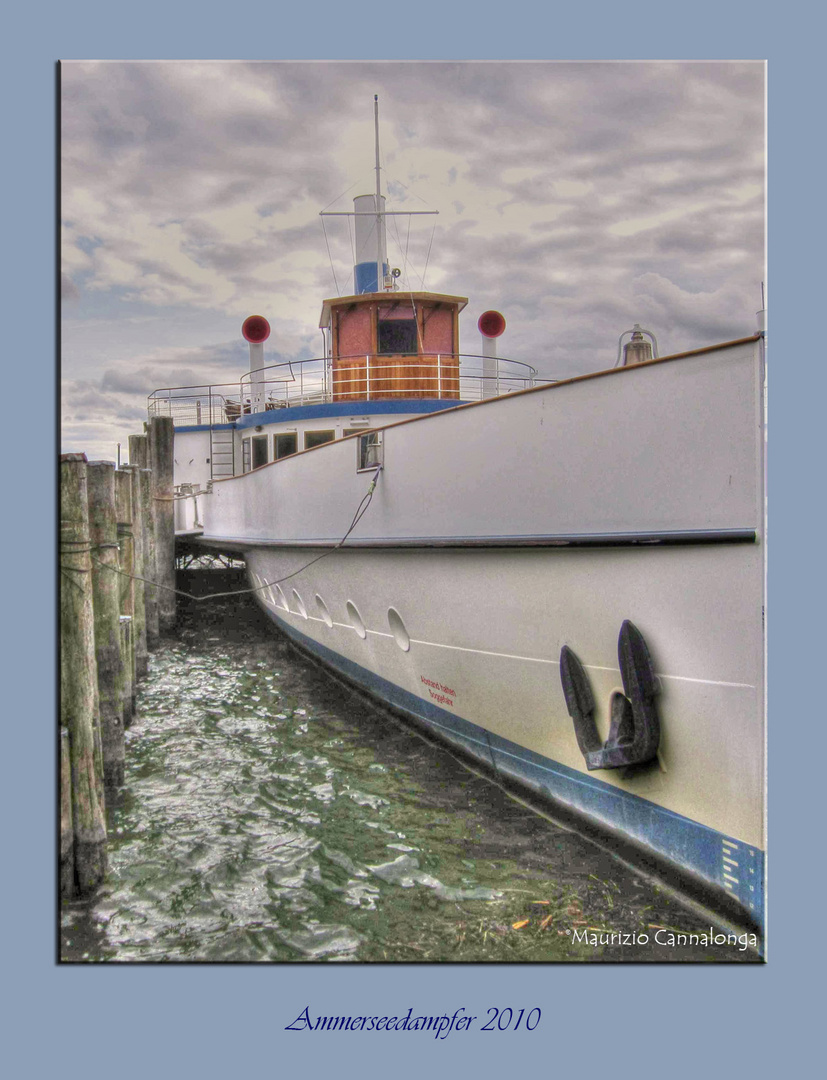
[267, 608, 755, 689]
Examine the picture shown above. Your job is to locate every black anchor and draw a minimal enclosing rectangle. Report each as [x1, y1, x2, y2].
[559, 620, 660, 770]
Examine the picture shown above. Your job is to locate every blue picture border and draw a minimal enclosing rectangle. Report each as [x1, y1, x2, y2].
[9, 3, 811, 1074]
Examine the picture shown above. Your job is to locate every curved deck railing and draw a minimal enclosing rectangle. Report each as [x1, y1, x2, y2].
[147, 354, 545, 427]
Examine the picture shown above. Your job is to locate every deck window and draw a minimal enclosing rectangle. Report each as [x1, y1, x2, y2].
[357, 431, 383, 471]
[304, 430, 335, 450]
[242, 437, 251, 473]
[274, 432, 298, 459]
[378, 318, 417, 355]
[251, 434, 269, 469]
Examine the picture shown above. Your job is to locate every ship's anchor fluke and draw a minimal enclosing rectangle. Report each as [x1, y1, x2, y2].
[559, 620, 660, 770]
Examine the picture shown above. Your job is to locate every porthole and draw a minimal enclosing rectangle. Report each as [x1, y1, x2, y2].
[387, 607, 410, 652]
[346, 600, 367, 639]
[315, 594, 333, 628]
[292, 589, 308, 619]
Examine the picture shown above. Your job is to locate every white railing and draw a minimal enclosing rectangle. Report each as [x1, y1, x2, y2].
[147, 354, 546, 428]
[146, 382, 243, 427]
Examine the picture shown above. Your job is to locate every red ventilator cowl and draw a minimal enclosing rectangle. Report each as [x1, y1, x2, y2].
[478, 310, 506, 338]
[242, 315, 271, 343]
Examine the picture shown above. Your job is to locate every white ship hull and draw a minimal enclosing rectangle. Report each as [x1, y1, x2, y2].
[179, 335, 765, 931]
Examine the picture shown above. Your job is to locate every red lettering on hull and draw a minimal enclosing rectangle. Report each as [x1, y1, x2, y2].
[420, 674, 456, 708]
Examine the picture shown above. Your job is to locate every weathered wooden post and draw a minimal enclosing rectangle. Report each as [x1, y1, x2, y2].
[124, 465, 148, 678]
[86, 461, 126, 793]
[149, 416, 176, 633]
[114, 468, 136, 722]
[141, 468, 159, 648]
[119, 615, 134, 729]
[127, 433, 147, 469]
[60, 454, 107, 895]
[60, 727, 74, 899]
[129, 433, 159, 648]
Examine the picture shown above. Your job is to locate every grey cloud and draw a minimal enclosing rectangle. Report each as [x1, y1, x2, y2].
[62, 60, 764, 430]
[62, 381, 146, 427]
[101, 368, 155, 394]
[100, 341, 249, 394]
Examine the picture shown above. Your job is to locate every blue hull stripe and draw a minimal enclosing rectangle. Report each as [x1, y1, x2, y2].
[261, 606, 765, 931]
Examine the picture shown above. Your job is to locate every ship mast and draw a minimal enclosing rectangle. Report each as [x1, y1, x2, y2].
[319, 97, 439, 295]
[374, 94, 383, 292]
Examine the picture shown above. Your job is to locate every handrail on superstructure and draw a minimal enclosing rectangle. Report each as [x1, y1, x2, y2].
[147, 353, 546, 427]
[237, 353, 538, 387]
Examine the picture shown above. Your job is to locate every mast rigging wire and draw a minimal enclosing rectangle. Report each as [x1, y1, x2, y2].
[320, 214, 341, 295]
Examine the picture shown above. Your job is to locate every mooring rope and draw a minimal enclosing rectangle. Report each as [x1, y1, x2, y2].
[62, 467, 383, 604]
[59, 540, 121, 553]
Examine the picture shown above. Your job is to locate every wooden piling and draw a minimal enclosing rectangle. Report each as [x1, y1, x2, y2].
[86, 461, 126, 793]
[140, 467, 159, 648]
[124, 465, 148, 678]
[128, 433, 148, 469]
[114, 468, 136, 722]
[119, 616, 134, 730]
[129, 432, 159, 646]
[149, 416, 176, 633]
[60, 454, 107, 895]
[60, 728, 74, 899]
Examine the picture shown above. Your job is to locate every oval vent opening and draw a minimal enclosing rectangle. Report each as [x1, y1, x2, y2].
[346, 600, 367, 639]
[316, 594, 333, 628]
[387, 607, 411, 652]
[292, 589, 308, 619]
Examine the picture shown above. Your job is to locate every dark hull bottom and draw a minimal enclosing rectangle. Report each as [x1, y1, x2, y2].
[260, 601, 765, 938]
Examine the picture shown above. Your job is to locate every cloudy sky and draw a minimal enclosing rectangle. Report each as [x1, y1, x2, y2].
[61, 60, 765, 459]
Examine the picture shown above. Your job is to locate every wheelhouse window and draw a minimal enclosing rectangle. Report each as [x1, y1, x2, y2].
[274, 432, 297, 459]
[378, 318, 417, 355]
[304, 430, 335, 450]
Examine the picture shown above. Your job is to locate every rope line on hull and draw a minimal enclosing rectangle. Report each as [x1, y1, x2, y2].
[60, 467, 383, 604]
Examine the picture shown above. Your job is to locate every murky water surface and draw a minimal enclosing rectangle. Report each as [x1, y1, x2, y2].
[61, 589, 757, 962]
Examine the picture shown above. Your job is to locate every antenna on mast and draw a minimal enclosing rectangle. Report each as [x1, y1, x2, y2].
[319, 99, 439, 294]
[374, 95, 383, 291]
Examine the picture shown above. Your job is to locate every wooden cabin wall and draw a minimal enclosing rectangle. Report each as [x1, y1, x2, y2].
[421, 305, 459, 397]
[421, 305, 454, 353]
[332, 306, 371, 400]
[331, 299, 460, 401]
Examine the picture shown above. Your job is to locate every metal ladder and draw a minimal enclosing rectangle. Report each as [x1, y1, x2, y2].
[209, 426, 235, 480]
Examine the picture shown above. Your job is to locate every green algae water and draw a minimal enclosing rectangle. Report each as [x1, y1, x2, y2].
[61, 586, 757, 962]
